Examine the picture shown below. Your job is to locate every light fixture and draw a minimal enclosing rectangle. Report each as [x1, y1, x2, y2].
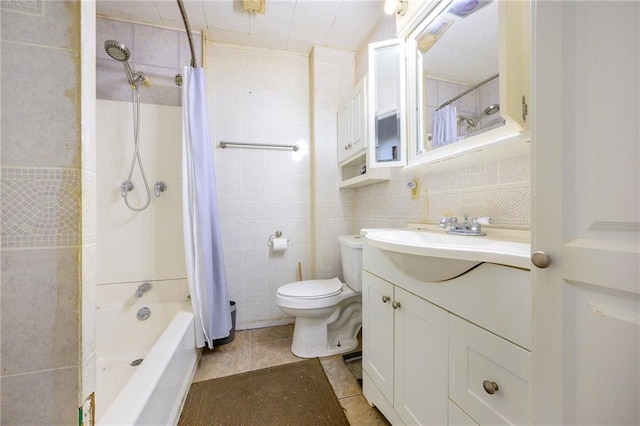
[243, 0, 265, 14]
[384, 0, 408, 16]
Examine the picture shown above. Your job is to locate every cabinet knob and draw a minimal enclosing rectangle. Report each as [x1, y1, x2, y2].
[381, 295, 390, 303]
[392, 301, 401, 309]
[482, 380, 499, 395]
[531, 251, 551, 268]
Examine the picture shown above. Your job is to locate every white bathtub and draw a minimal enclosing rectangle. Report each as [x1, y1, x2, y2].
[96, 280, 198, 425]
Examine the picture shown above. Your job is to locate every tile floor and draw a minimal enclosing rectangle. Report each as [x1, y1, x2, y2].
[192, 325, 390, 425]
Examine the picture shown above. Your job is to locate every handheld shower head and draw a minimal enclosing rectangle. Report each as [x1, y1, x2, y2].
[105, 40, 131, 62]
[104, 40, 148, 88]
[483, 104, 500, 116]
[465, 104, 500, 129]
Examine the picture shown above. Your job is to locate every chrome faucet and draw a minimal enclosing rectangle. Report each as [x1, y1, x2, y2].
[439, 214, 494, 236]
[135, 282, 152, 297]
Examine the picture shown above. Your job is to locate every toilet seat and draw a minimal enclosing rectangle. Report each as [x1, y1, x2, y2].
[277, 278, 343, 300]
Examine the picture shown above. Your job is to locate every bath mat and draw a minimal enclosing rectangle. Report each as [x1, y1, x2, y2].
[178, 358, 349, 426]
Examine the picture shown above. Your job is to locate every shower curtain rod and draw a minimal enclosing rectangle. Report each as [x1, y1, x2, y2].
[176, 0, 198, 67]
[435, 73, 499, 111]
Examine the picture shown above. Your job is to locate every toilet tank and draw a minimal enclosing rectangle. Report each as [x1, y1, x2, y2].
[338, 235, 364, 291]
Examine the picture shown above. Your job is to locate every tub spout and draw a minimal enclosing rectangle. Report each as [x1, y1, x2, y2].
[135, 282, 152, 297]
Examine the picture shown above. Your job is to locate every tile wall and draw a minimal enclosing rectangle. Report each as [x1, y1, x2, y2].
[207, 43, 312, 329]
[310, 47, 356, 280]
[96, 16, 202, 106]
[0, 1, 84, 424]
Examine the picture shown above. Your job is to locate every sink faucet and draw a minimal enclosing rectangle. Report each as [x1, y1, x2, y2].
[135, 282, 152, 297]
[439, 214, 494, 236]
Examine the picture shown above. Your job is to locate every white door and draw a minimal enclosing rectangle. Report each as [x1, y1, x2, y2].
[532, 2, 640, 424]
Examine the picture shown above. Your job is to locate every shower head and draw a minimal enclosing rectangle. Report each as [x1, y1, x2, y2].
[465, 104, 501, 130]
[483, 104, 500, 116]
[104, 40, 149, 88]
[105, 40, 131, 62]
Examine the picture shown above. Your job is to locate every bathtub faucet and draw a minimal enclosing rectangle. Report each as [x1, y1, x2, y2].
[135, 282, 152, 297]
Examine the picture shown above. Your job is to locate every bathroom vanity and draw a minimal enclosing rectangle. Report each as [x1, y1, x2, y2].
[361, 228, 531, 425]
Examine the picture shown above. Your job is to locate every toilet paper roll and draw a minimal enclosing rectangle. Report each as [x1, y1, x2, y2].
[272, 237, 288, 252]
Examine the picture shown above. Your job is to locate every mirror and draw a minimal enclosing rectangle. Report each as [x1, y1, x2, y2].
[368, 39, 406, 168]
[411, 0, 503, 156]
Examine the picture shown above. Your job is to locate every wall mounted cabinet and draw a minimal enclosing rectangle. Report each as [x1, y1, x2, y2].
[338, 77, 390, 188]
[393, 0, 531, 174]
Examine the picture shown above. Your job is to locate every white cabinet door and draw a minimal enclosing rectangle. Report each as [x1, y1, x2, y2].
[350, 78, 366, 155]
[394, 287, 448, 425]
[362, 271, 395, 404]
[532, 2, 640, 424]
[337, 103, 350, 164]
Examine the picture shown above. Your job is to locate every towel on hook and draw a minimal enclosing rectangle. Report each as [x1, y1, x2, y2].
[432, 105, 458, 147]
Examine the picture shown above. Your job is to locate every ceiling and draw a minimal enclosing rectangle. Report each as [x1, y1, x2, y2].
[96, 0, 386, 55]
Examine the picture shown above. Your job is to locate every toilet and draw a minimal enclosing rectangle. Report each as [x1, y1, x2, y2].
[276, 235, 363, 358]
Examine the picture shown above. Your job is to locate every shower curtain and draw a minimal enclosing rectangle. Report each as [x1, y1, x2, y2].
[181, 66, 232, 348]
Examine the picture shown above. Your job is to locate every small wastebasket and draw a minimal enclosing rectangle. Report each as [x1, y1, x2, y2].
[213, 301, 236, 346]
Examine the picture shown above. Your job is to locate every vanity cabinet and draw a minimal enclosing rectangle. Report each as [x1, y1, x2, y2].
[362, 241, 531, 425]
[363, 272, 448, 425]
[337, 77, 366, 165]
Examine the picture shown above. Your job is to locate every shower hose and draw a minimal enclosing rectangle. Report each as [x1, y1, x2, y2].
[122, 86, 151, 211]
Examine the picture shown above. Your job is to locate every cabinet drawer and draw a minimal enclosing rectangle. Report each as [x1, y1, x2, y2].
[449, 315, 530, 425]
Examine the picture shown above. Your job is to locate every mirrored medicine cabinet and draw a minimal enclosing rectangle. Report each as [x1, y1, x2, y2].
[374, 0, 531, 172]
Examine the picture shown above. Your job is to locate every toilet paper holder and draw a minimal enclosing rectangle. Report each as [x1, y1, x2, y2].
[267, 230, 289, 247]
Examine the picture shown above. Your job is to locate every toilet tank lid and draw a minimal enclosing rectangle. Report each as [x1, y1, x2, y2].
[338, 235, 364, 248]
[277, 278, 343, 299]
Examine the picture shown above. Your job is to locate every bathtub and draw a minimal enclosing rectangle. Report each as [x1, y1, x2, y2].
[96, 279, 198, 425]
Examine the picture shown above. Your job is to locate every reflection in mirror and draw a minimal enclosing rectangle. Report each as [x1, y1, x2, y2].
[415, 0, 503, 154]
[372, 43, 401, 163]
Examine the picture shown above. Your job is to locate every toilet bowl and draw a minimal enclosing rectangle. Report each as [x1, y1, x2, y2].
[275, 235, 363, 358]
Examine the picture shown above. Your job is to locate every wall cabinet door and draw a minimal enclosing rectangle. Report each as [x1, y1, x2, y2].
[394, 287, 448, 425]
[337, 77, 367, 165]
[337, 104, 351, 164]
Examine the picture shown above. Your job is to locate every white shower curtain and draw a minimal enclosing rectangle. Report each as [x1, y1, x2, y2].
[181, 66, 232, 349]
[432, 105, 458, 147]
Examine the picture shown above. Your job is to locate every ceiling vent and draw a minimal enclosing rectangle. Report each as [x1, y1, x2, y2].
[243, 0, 265, 14]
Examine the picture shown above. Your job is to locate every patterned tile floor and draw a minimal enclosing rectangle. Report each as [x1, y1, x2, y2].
[191, 325, 390, 425]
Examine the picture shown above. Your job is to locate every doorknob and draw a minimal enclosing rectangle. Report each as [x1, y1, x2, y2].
[531, 251, 551, 268]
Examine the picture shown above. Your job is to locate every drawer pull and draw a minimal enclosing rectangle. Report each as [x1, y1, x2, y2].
[382, 295, 390, 303]
[392, 301, 401, 309]
[482, 380, 499, 395]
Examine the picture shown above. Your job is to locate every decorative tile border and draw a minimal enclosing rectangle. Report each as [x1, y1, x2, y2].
[1, 0, 44, 15]
[426, 182, 530, 229]
[1, 167, 80, 248]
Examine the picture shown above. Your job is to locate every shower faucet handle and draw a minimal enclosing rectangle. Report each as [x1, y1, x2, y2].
[121, 180, 134, 197]
[154, 181, 167, 197]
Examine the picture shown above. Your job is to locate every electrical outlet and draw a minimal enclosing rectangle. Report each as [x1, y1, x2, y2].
[410, 178, 420, 200]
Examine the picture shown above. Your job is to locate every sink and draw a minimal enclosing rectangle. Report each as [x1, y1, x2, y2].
[363, 228, 531, 274]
